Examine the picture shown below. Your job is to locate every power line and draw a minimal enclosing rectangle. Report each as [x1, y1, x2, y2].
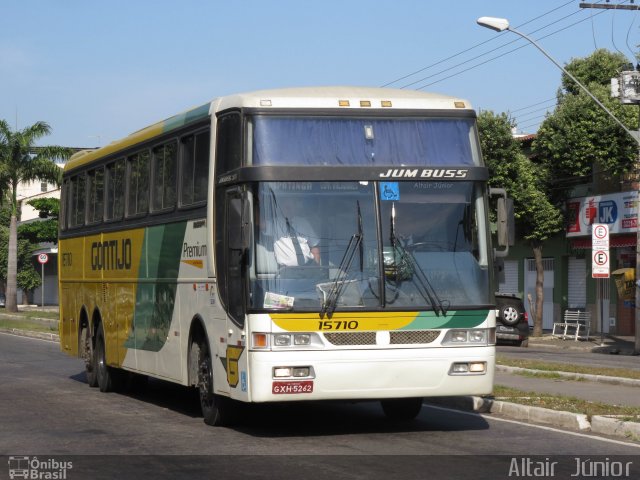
[399, 4, 592, 90]
[413, 5, 612, 90]
[509, 97, 557, 114]
[381, 0, 579, 88]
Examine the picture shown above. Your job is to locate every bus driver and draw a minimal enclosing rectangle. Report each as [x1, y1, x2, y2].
[272, 197, 321, 267]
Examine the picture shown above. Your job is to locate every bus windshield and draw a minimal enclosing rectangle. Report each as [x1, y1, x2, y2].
[249, 181, 490, 312]
[249, 116, 481, 167]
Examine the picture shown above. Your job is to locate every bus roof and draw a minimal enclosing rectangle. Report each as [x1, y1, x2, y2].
[65, 86, 473, 172]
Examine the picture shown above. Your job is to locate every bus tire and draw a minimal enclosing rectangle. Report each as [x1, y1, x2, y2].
[193, 338, 236, 427]
[381, 397, 423, 421]
[96, 325, 125, 393]
[80, 327, 98, 388]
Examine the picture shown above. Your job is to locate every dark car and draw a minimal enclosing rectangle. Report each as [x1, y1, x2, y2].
[495, 293, 529, 347]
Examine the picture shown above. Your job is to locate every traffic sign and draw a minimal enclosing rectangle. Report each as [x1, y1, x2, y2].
[592, 249, 610, 278]
[37, 253, 49, 264]
[592, 223, 609, 248]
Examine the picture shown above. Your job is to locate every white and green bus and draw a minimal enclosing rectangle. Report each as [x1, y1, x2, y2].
[59, 87, 511, 426]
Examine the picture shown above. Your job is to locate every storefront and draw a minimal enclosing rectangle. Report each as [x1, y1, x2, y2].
[566, 191, 637, 335]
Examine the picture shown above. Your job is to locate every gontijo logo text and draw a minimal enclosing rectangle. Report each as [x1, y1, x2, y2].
[91, 239, 132, 271]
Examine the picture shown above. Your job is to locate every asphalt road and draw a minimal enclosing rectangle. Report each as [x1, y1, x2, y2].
[1, 333, 639, 480]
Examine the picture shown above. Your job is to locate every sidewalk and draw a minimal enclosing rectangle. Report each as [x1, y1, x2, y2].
[452, 334, 640, 441]
[527, 332, 637, 355]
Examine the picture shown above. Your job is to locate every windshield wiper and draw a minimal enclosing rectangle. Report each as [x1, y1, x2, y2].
[399, 239, 449, 316]
[320, 202, 364, 319]
[389, 204, 448, 316]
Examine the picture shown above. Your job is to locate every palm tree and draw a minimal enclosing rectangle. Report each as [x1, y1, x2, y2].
[0, 120, 71, 312]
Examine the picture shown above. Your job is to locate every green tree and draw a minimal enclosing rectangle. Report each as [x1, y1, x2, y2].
[0, 120, 70, 312]
[19, 198, 60, 244]
[535, 49, 638, 198]
[478, 110, 563, 336]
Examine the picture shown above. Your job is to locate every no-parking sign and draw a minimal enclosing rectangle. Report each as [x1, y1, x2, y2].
[591, 224, 609, 278]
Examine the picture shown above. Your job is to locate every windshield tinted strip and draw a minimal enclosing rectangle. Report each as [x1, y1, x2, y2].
[220, 166, 488, 185]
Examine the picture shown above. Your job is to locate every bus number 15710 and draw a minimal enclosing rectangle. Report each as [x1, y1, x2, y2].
[318, 320, 359, 330]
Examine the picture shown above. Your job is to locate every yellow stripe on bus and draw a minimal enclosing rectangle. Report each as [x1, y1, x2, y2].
[270, 311, 417, 332]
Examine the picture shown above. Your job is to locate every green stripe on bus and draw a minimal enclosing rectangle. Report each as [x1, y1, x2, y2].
[400, 310, 489, 330]
[126, 222, 188, 352]
[163, 103, 210, 134]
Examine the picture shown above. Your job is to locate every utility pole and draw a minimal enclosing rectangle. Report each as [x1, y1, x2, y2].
[583, 0, 640, 353]
[478, 13, 640, 352]
[611, 70, 640, 354]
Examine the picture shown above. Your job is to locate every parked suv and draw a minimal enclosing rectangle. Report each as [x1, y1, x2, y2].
[495, 293, 529, 347]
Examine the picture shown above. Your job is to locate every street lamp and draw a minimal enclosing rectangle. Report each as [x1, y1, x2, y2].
[477, 17, 640, 144]
[477, 16, 640, 353]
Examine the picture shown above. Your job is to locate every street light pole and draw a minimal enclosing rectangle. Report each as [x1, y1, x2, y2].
[478, 17, 640, 353]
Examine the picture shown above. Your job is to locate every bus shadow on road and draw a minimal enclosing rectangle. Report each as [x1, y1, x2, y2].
[69, 371, 490, 436]
[228, 401, 490, 438]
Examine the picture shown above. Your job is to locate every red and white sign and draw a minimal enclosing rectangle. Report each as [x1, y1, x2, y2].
[566, 191, 638, 237]
[592, 223, 610, 278]
[37, 253, 49, 264]
[592, 224, 609, 248]
[272, 381, 314, 394]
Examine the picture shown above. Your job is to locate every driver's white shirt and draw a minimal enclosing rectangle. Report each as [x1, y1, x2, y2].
[273, 217, 318, 267]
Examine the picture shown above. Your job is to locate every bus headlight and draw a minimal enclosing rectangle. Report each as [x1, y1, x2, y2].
[449, 361, 487, 375]
[442, 329, 494, 346]
[252, 332, 322, 350]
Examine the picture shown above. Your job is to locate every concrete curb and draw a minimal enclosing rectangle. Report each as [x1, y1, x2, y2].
[496, 365, 640, 388]
[427, 396, 640, 440]
[0, 328, 59, 342]
[428, 396, 589, 431]
[591, 416, 640, 440]
[0, 313, 58, 324]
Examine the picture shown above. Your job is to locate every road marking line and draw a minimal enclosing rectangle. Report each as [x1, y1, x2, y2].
[0, 331, 58, 343]
[424, 403, 640, 449]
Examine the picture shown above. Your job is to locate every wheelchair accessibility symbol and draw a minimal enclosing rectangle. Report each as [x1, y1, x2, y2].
[380, 182, 400, 201]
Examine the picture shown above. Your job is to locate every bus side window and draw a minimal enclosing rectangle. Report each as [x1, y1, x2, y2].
[151, 141, 177, 212]
[180, 130, 210, 207]
[86, 167, 104, 224]
[105, 159, 125, 221]
[216, 113, 242, 172]
[60, 179, 70, 231]
[127, 150, 150, 216]
[69, 173, 86, 228]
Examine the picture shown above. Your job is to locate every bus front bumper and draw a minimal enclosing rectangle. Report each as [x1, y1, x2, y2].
[247, 346, 495, 403]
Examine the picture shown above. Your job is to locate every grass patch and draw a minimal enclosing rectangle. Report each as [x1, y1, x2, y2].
[0, 318, 58, 333]
[493, 385, 640, 421]
[497, 355, 640, 380]
[511, 370, 584, 381]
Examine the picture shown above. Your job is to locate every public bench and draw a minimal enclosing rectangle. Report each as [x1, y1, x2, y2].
[551, 310, 591, 341]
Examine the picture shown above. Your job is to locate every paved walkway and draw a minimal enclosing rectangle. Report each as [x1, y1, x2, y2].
[496, 334, 640, 408]
[494, 370, 640, 407]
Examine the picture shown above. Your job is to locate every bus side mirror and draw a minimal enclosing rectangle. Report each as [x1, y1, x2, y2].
[227, 193, 251, 251]
[497, 197, 514, 247]
[490, 188, 514, 258]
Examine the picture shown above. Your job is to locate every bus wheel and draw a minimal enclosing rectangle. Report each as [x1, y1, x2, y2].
[95, 325, 124, 393]
[194, 339, 235, 427]
[381, 397, 423, 421]
[80, 327, 98, 388]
